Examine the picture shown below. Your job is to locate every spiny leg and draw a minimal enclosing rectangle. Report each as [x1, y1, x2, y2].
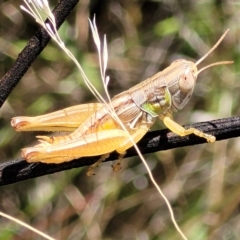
[162, 115, 216, 142]
[112, 152, 126, 172]
[86, 154, 110, 176]
[22, 129, 130, 178]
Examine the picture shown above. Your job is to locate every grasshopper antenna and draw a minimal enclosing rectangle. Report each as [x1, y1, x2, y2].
[196, 29, 229, 66]
[196, 60, 233, 75]
[195, 29, 233, 75]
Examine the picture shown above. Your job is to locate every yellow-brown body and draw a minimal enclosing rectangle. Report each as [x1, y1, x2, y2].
[11, 30, 232, 169]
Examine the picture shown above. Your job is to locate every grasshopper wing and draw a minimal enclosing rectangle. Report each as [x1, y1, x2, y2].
[11, 103, 103, 132]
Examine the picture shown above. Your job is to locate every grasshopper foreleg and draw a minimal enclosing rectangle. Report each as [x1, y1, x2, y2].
[162, 116, 216, 142]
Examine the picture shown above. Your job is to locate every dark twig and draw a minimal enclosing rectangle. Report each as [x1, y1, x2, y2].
[0, 116, 239, 186]
[0, 0, 79, 108]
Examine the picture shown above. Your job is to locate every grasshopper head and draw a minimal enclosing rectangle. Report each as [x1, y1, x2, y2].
[169, 30, 233, 111]
[168, 60, 198, 111]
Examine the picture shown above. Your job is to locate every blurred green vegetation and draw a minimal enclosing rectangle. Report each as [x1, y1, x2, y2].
[0, 0, 240, 239]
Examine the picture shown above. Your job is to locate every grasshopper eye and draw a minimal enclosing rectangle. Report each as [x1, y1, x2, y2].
[178, 68, 195, 93]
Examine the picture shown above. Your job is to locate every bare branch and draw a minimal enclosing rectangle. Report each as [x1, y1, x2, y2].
[0, 0, 79, 107]
[0, 116, 239, 186]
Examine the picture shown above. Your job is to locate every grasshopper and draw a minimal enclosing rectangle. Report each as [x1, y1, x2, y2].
[11, 30, 232, 175]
